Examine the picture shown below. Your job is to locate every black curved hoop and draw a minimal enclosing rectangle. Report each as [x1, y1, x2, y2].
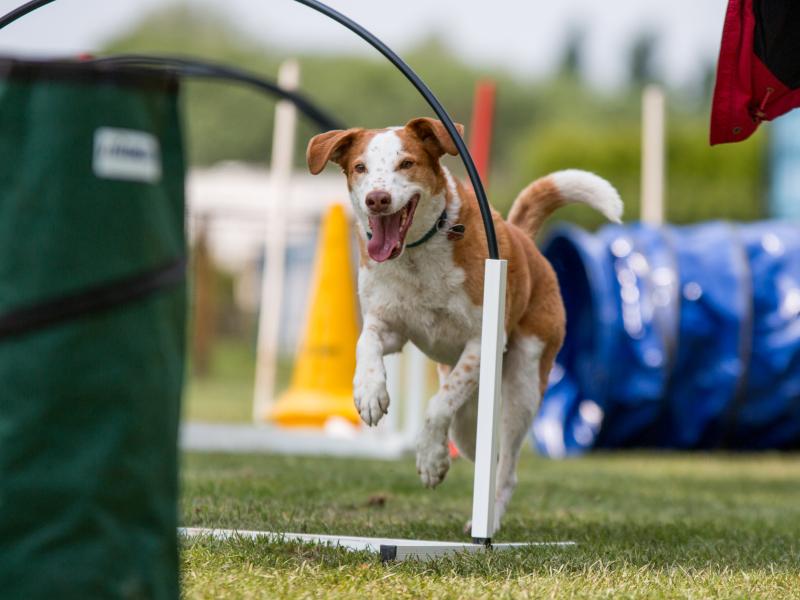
[0, 0, 55, 29]
[0, 0, 500, 258]
[90, 54, 344, 131]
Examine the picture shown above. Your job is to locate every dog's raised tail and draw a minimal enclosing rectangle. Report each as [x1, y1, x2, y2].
[508, 169, 623, 239]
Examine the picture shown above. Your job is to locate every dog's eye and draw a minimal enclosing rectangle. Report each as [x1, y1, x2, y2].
[399, 159, 414, 170]
[353, 163, 366, 174]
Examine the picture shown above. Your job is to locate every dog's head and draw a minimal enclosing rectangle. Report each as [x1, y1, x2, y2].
[307, 118, 463, 262]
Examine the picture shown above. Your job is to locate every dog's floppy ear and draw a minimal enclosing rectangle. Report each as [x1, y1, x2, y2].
[306, 128, 362, 175]
[404, 117, 464, 158]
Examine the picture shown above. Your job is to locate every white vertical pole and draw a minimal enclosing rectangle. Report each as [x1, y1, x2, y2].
[252, 59, 300, 422]
[403, 344, 427, 446]
[641, 84, 665, 226]
[470, 259, 507, 543]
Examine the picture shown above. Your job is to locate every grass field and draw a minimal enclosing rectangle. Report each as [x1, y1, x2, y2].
[180, 450, 800, 599]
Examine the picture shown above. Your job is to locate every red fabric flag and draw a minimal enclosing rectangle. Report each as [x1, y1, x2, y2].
[710, 0, 800, 145]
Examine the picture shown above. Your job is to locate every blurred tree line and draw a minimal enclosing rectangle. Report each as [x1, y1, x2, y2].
[104, 6, 766, 227]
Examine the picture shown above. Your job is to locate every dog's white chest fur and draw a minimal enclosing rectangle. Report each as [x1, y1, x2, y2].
[358, 237, 480, 365]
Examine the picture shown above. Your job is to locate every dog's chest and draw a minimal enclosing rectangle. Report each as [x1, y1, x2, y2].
[358, 242, 480, 365]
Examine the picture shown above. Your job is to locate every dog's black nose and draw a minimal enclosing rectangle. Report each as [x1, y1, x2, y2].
[365, 190, 391, 213]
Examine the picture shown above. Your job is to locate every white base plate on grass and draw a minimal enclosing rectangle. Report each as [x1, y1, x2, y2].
[180, 527, 575, 562]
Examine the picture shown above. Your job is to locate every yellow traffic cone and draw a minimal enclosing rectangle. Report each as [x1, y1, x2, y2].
[268, 204, 361, 428]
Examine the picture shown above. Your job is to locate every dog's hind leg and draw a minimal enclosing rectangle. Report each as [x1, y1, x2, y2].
[441, 359, 480, 461]
[449, 393, 478, 462]
[491, 334, 546, 534]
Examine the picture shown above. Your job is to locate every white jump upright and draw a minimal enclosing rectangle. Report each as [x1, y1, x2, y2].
[470, 258, 507, 543]
[252, 59, 300, 422]
[641, 84, 666, 226]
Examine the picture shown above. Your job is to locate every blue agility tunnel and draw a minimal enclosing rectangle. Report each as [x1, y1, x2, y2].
[532, 221, 800, 457]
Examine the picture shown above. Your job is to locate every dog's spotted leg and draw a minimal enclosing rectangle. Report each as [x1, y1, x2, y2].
[416, 339, 481, 488]
[353, 314, 404, 426]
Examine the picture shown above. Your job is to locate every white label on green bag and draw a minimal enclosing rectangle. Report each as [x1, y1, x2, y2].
[93, 127, 162, 183]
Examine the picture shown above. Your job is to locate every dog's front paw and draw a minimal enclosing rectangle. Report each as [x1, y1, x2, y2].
[416, 434, 450, 488]
[353, 371, 389, 426]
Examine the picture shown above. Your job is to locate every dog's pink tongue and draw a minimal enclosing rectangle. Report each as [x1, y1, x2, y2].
[368, 213, 403, 262]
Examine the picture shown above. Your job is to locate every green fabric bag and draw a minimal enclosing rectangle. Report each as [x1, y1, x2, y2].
[0, 58, 186, 599]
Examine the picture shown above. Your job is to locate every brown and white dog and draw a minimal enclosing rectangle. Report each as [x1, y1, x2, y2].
[307, 118, 622, 534]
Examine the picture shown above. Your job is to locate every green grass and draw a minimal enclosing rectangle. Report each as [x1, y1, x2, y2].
[180, 451, 800, 599]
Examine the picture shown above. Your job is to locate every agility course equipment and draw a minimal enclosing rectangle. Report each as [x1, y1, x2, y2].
[534, 220, 800, 457]
[267, 204, 361, 427]
[640, 85, 665, 226]
[467, 80, 496, 185]
[253, 58, 302, 422]
[0, 58, 185, 598]
[0, 0, 572, 563]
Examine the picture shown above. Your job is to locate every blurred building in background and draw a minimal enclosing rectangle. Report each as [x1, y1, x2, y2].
[187, 163, 350, 351]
